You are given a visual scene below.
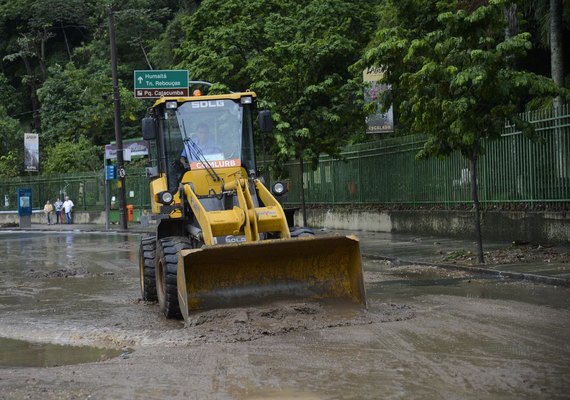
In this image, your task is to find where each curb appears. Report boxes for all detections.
[0,226,153,235]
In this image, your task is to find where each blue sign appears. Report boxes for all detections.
[106,165,117,180]
[17,188,32,216]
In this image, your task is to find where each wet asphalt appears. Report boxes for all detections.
[2,221,568,287]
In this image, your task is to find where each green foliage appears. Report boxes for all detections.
[0,104,24,177]
[0,104,23,147]
[42,135,101,173]
[1,0,565,182]
[37,61,146,147]
[365,0,566,263]
[0,73,22,116]
[113,4,172,69]
[173,0,378,175]
[0,151,22,177]
[365,0,562,159]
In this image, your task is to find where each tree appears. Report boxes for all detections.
[3,34,42,132]
[0,0,99,133]
[38,61,146,150]
[172,0,378,176]
[0,104,24,177]
[0,0,174,173]
[515,0,568,107]
[0,72,21,116]
[365,0,562,263]
[41,135,101,174]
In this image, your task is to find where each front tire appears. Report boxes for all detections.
[139,235,157,301]
[155,236,192,319]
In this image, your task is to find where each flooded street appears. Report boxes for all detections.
[1,231,569,399]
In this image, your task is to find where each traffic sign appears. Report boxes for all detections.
[133,70,189,98]
[106,165,116,180]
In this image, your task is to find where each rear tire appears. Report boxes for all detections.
[156,236,192,319]
[139,235,157,301]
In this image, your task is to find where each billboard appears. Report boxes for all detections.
[363,67,394,134]
[105,140,149,160]
[24,133,39,171]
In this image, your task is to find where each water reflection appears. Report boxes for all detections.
[0,337,123,368]
[368,276,570,310]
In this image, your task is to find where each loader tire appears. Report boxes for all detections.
[139,235,157,301]
[156,236,192,319]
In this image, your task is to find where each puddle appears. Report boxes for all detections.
[369,277,570,309]
[0,337,124,368]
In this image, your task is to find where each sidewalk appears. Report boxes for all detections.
[2,222,568,286]
[341,229,570,287]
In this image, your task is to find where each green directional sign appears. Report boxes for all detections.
[133,70,189,98]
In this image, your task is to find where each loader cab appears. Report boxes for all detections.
[144,92,259,193]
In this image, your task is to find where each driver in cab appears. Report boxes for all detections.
[179,123,221,168]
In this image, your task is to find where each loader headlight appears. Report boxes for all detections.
[165,101,178,110]
[271,181,287,196]
[156,191,173,205]
[240,96,253,104]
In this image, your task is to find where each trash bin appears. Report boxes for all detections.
[127,204,134,222]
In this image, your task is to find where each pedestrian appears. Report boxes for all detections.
[62,196,74,224]
[43,200,54,225]
[53,197,63,224]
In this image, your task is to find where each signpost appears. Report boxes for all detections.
[133,70,189,98]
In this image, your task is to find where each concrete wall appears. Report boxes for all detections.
[3,207,567,244]
[299,207,570,244]
[0,210,107,225]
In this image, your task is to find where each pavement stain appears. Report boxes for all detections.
[440,244,570,266]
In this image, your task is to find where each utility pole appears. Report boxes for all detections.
[108,7,128,230]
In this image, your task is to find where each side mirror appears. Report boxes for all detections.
[142,117,156,140]
[258,110,273,133]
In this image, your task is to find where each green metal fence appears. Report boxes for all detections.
[0,168,150,212]
[1,106,568,212]
[281,105,570,209]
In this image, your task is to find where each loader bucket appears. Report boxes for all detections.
[177,235,366,321]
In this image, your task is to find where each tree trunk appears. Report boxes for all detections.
[550,0,567,178]
[141,43,153,70]
[61,22,72,60]
[504,3,518,38]
[550,0,564,108]
[39,30,47,82]
[469,150,484,264]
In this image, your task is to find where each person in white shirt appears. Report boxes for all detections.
[62,196,74,224]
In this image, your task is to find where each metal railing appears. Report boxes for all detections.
[1,106,568,212]
[281,105,569,209]
[0,168,150,212]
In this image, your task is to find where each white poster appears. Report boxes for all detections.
[24,133,39,172]
[105,140,149,160]
[363,67,394,134]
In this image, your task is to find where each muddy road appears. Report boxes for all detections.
[0,231,569,399]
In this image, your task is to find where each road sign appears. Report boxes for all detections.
[133,70,189,98]
[106,165,116,180]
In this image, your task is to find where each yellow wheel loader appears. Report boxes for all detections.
[138,87,365,321]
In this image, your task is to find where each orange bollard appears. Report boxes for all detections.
[127,204,134,222]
